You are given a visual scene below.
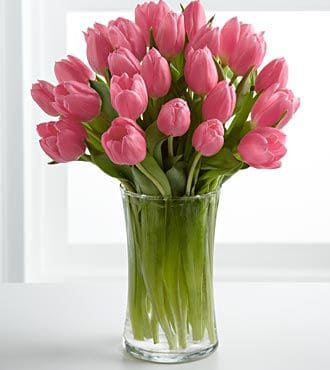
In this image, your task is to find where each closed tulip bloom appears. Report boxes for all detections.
[101,117,146,165]
[219,17,254,65]
[238,127,287,169]
[37,119,87,163]
[255,58,288,93]
[251,84,300,129]
[84,23,113,74]
[229,32,266,76]
[183,0,207,40]
[202,80,236,122]
[135,0,170,44]
[186,24,221,57]
[157,98,190,137]
[110,73,148,120]
[155,11,185,59]
[108,47,141,77]
[192,119,224,157]
[31,80,58,116]
[184,47,218,95]
[141,48,171,98]
[53,81,101,122]
[54,55,94,84]
[108,18,146,60]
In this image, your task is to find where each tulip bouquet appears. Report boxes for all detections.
[31,0,300,361]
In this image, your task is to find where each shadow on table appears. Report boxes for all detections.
[0,336,221,370]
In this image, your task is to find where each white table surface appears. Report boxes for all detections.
[0,281,329,370]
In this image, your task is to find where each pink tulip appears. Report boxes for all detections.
[229,32,266,76]
[255,58,288,93]
[108,18,146,60]
[155,11,185,59]
[157,98,190,137]
[110,73,148,120]
[238,127,287,169]
[184,47,218,95]
[37,119,87,163]
[186,24,221,57]
[183,0,207,40]
[251,84,300,129]
[54,55,94,84]
[219,17,253,65]
[101,117,146,165]
[84,23,113,74]
[202,80,236,122]
[135,0,170,44]
[53,81,101,122]
[141,48,171,98]
[31,80,58,116]
[108,47,141,77]
[192,119,224,157]
[219,17,266,75]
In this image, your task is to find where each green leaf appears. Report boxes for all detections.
[166,162,187,197]
[88,113,110,134]
[132,167,159,195]
[145,122,167,168]
[138,153,172,197]
[201,147,243,175]
[213,57,225,81]
[225,92,256,149]
[145,122,166,154]
[196,171,223,194]
[234,67,256,114]
[90,79,117,121]
[91,152,131,180]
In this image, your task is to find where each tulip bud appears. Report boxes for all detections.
[54,55,94,84]
[192,119,224,157]
[238,127,287,169]
[37,119,86,163]
[219,17,248,65]
[251,84,300,129]
[184,47,218,95]
[229,32,266,76]
[183,0,207,40]
[84,23,113,75]
[31,80,58,116]
[108,18,146,60]
[255,58,288,93]
[141,48,171,98]
[186,24,221,57]
[135,0,170,44]
[108,47,141,77]
[101,117,147,165]
[202,80,236,122]
[157,98,190,137]
[53,81,101,122]
[155,11,185,59]
[110,73,148,120]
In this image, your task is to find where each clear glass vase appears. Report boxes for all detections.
[121,188,220,363]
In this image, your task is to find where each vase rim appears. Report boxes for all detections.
[120,185,220,201]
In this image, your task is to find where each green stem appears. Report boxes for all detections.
[186,152,202,196]
[136,163,167,197]
[168,136,174,158]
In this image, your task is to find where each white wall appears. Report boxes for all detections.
[0,0,24,283]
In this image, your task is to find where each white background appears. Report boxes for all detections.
[1,0,330,282]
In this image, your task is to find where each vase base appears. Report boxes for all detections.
[123,339,218,364]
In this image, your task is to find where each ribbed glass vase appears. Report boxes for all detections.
[121,188,220,363]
